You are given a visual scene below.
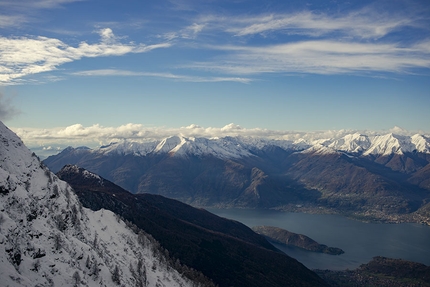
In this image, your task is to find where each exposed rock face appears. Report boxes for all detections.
[252,226,344,255]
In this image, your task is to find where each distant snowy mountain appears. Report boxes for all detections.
[0,121,196,286]
[43,129,430,225]
[79,132,430,159]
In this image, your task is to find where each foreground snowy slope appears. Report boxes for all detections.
[0,121,196,286]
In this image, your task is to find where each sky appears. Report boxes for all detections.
[0,0,430,153]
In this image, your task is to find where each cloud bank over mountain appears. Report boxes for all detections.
[12,123,427,150]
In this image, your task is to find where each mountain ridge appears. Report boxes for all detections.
[47,131,430,160]
[43,132,430,225]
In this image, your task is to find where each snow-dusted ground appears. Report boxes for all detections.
[0,121,195,287]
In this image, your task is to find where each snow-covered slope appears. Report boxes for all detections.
[0,121,195,287]
[87,132,430,159]
[363,133,417,156]
[328,133,371,154]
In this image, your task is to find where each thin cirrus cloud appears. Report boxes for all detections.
[185,8,430,75]
[162,23,206,40]
[189,40,430,75]
[224,9,416,39]
[0,0,85,28]
[0,0,84,10]
[71,69,252,83]
[0,28,170,85]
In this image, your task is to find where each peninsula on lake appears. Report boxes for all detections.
[252,226,344,255]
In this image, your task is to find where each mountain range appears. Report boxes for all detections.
[44,132,430,224]
[0,120,327,286]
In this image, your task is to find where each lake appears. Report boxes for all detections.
[207,208,430,270]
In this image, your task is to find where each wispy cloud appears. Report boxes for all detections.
[0,0,84,28]
[175,5,430,76]
[0,28,171,85]
[0,0,84,10]
[188,40,430,75]
[0,14,28,28]
[71,69,253,83]
[224,8,417,39]
[161,23,206,40]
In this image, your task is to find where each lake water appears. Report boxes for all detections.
[207,208,430,270]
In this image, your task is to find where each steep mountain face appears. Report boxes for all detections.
[56,164,328,287]
[0,122,198,287]
[43,132,430,223]
[286,149,428,215]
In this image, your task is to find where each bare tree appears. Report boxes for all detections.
[92,258,99,280]
[53,233,62,251]
[0,213,4,232]
[72,271,81,287]
[112,265,121,285]
[85,255,91,269]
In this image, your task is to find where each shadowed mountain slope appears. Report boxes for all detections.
[57,164,328,287]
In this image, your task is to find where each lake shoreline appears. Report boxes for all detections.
[200,203,430,226]
[207,207,430,270]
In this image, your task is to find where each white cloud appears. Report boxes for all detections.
[0,29,171,85]
[98,28,116,43]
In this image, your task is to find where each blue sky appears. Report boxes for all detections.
[1,0,430,149]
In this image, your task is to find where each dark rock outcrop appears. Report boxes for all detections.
[252,226,344,255]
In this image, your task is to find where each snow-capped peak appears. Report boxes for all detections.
[0,121,195,287]
[154,135,183,153]
[328,133,371,154]
[363,133,415,156]
[411,134,430,153]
